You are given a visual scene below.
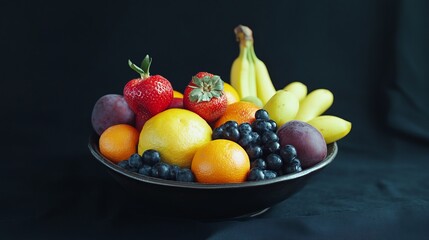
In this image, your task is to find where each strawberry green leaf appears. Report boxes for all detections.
[128,55,152,79]
[128,59,145,75]
[140,55,152,76]
[189,74,224,103]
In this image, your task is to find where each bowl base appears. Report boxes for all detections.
[237,207,270,218]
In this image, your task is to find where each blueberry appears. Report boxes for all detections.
[150,166,159,177]
[117,160,130,169]
[265,153,283,171]
[152,162,170,179]
[279,145,297,163]
[283,158,302,174]
[246,144,264,160]
[212,127,224,139]
[238,133,253,147]
[264,141,280,153]
[252,119,272,134]
[261,131,279,144]
[138,165,152,176]
[238,123,252,135]
[249,132,260,144]
[118,160,137,172]
[142,149,161,166]
[224,120,239,129]
[223,126,240,142]
[176,168,195,182]
[255,109,270,120]
[251,158,267,170]
[128,153,143,168]
[168,165,181,180]
[268,120,277,132]
[247,168,265,181]
[262,170,278,179]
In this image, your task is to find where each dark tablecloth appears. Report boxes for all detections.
[2,0,428,239]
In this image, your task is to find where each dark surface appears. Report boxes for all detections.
[1,0,429,239]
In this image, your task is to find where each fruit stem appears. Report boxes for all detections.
[234,25,253,48]
[128,55,152,79]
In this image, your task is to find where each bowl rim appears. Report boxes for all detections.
[88,133,337,189]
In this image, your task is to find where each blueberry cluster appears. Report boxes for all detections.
[118,150,195,182]
[212,109,302,181]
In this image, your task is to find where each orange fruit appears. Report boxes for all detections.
[191,139,250,184]
[99,124,139,163]
[223,82,240,105]
[138,108,212,168]
[214,101,260,128]
[173,90,183,98]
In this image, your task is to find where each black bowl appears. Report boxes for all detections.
[88,133,337,219]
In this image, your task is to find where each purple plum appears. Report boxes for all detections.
[91,94,135,135]
[277,120,327,168]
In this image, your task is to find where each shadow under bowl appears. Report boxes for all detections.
[88,133,338,220]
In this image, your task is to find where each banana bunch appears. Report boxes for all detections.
[229,25,351,144]
[230,25,276,105]
[263,81,352,144]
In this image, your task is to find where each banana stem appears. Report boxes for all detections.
[234,25,253,47]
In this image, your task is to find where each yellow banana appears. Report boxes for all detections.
[263,90,299,127]
[230,25,258,99]
[295,89,334,122]
[231,25,276,104]
[246,44,257,97]
[250,45,277,105]
[307,115,352,144]
[283,81,307,101]
[230,41,251,99]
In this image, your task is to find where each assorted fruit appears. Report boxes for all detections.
[212,109,304,181]
[90,25,352,184]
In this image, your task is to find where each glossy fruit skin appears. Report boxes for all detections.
[128,153,143,168]
[263,90,299,127]
[279,145,297,163]
[255,109,270,120]
[277,120,327,168]
[283,158,302,174]
[118,149,195,182]
[213,110,306,181]
[251,158,267,170]
[214,101,260,128]
[183,72,228,123]
[176,168,195,182]
[247,168,265,181]
[191,139,250,184]
[99,124,139,163]
[307,115,352,144]
[123,75,173,116]
[138,108,212,168]
[151,162,171,179]
[142,149,161,166]
[91,94,135,135]
[223,82,240,105]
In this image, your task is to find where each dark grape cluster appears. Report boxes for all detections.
[212,109,302,181]
[118,150,195,182]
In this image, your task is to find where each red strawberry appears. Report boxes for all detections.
[123,55,173,116]
[183,72,228,123]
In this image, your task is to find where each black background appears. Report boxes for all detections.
[1,0,429,239]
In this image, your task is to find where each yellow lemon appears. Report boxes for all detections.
[138,108,212,168]
[223,82,240,105]
[173,90,183,98]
